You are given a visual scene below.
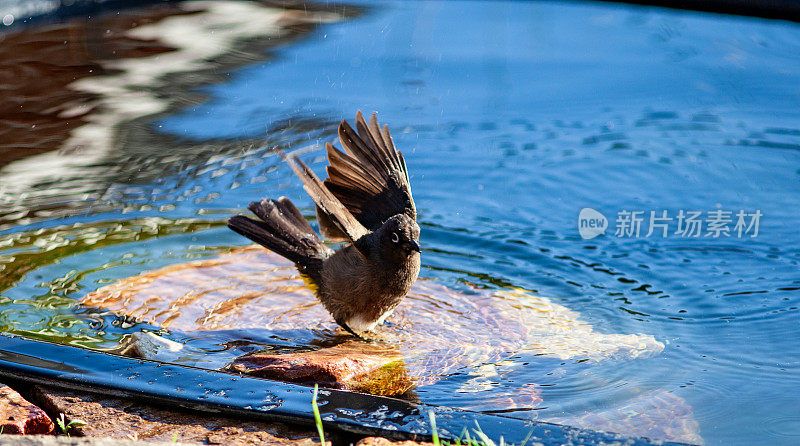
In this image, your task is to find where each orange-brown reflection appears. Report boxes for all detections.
[82,246,665,385]
[0,4,190,169]
[0,2,355,230]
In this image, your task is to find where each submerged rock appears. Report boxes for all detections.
[225,341,413,396]
[82,246,664,373]
[0,384,54,435]
[81,246,684,441]
[549,390,704,445]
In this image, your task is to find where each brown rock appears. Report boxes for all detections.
[226,341,413,396]
[0,384,54,435]
[33,386,321,445]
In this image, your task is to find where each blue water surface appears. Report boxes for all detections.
[157,2,800,443]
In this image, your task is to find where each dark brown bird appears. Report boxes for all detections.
[228,111,420,335]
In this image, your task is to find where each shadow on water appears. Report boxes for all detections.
[1,0,800,444]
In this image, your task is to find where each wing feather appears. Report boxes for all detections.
[320,111,416,232]
[325,143,384,193]
[339,121,385,178]
[281,152,370,245]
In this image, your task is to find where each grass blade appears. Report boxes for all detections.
[312,384,325,445]
[472,421,496,446]
[428,410,440,446]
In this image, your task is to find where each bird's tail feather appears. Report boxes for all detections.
[228,197,330,272]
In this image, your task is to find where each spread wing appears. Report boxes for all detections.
[318,111,416,240]
[281,152,370,246]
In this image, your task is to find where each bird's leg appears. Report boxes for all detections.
[340,323,375,343]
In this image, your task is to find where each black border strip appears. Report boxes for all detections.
[5,0,800,29]
[596,0,800,23]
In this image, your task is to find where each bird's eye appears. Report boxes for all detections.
[391,232,400,243]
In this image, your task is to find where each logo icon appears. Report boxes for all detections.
[578,208,607,240]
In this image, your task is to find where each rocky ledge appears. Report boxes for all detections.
[0,384,54,435]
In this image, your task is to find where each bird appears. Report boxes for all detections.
[227,111,420,336]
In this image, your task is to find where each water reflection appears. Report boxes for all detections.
[0,216,224,348]
[0,1,353,230]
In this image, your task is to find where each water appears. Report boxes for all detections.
[1,1,799,444]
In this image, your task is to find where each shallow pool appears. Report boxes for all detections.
[1,1,799,444]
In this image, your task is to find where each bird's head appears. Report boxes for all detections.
[377,213,421,261]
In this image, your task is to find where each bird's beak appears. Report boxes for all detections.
[408,240,421,252]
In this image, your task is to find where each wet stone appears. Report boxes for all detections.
[225,341,413,396]
[0,384,54,435]
[32,386,321,445]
